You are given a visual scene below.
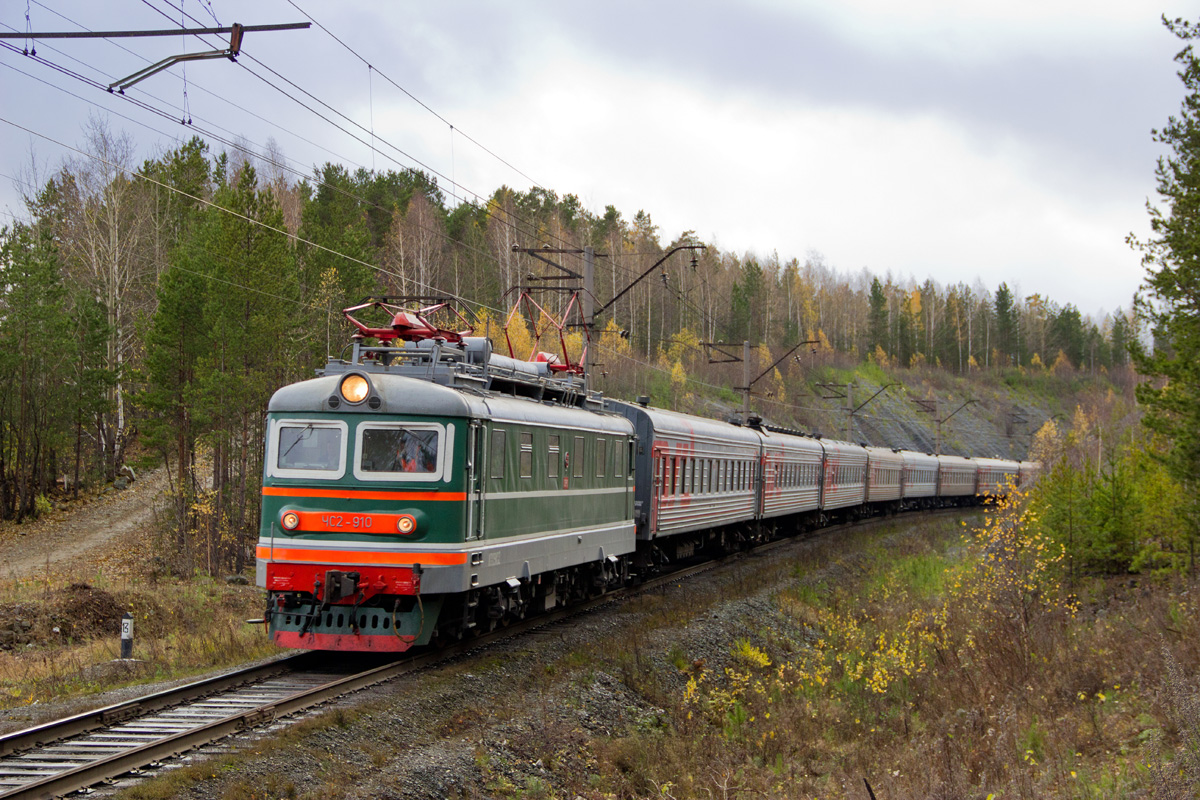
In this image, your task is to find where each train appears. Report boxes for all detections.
[255,301,1037,652]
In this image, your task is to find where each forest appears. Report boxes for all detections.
[0,118,1138,571]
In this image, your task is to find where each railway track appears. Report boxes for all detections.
[0,508,968,799]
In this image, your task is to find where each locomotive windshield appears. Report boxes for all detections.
[276,423,344,472]
[360,427,440,474]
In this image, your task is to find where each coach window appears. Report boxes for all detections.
[596,438,607,478]
[519,432,533,479]
[490,429,506,480]
[548,434,561,479]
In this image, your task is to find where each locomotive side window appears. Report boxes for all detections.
[490,429,506,480]
[548,434,561,479]
[519,432,533,479]
[573,436,585,478]
[595,438,607,478]
[353,421,449,483]
[269,419,347,479]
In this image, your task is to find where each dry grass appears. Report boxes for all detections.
[0,572,277,711]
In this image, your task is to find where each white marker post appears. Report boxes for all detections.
[120,612,133,660]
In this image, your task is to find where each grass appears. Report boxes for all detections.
[524,509,1200,799]
[0,573,277,712]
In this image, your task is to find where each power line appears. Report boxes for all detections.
[284,0,545,192]
[0,45,506,273]
[0,114,431,293]
[6,8,731,339]
[131,0,581,259]
[140,0,590,264]
[20,1,614,272]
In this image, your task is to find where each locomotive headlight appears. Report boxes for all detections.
[281,511,300,531]
[340,374,369,404]
[396,514,417,534]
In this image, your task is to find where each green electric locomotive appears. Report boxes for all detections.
[256,301,636,652]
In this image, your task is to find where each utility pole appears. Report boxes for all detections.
[701,338,820,424]
[583,246,595,379]
[743,341,751,420]
[508,245,593,385]
[516,242,701,389]
[846,383,898,442]
[914,398,938,452]
[1006,409,1028,459]
[846,383,854,440]
[935,399,975,454]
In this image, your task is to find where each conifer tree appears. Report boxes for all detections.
[1132,16,1200,561]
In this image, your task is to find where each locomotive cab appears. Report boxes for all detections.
[258,370,472,652]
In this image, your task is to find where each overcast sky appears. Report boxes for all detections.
[1,1,1194,319]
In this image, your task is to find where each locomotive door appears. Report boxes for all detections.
[467,420,484,540]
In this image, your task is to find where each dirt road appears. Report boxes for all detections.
[0,468,170,580]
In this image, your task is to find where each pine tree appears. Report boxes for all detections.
[867,277,888,356]
[1131,16,1200,561]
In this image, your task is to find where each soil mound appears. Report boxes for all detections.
[0,583,131,649]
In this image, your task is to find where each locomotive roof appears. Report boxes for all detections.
[269,371,633,434]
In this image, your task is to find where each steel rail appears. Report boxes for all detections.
[0,654,313,758]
